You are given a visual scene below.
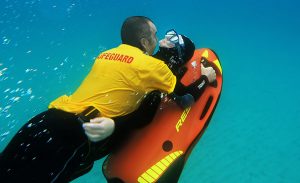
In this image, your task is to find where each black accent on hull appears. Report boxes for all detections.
[200,96,213,120]
[162,140,173,152]
[107,178,125,183]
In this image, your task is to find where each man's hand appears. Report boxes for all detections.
[201,63,216,83]
[82,117,115,142]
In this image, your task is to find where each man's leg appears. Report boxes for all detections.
[0,109,90,182]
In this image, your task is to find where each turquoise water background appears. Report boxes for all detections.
[1,0,300,182]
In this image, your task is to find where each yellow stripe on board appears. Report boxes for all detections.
[174,151,181,156]
[170,153,176,159]
[137,151,184,183]
[166,156,173,163]
[137,177,148,183]
[156,162,166,171]
[201,49,209,58]
[161,158,170,166]
[151,165,163,175]
[141,172,155,183]
[213,59,222,74]
[147,169,159,179]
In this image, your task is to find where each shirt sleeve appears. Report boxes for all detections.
[138,58,177,94]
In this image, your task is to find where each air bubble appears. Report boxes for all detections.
[47,137,53,143]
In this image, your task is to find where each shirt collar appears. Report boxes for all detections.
[118,44,143,53]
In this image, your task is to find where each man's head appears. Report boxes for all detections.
[121,16,158,55]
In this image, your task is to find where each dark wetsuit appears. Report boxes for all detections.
[0,109,89,182]
[0,91,161,183]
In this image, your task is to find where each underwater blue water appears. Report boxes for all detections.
[1,0,300,182]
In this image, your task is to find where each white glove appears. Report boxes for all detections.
[201,63,216,83]
[82,117,115,142]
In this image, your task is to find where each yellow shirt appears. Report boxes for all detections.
[49,44,176,117]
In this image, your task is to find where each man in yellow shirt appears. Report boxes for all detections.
[0,16,178,182]
[0,16,217,182]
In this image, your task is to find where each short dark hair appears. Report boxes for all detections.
[121,16,153,51]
